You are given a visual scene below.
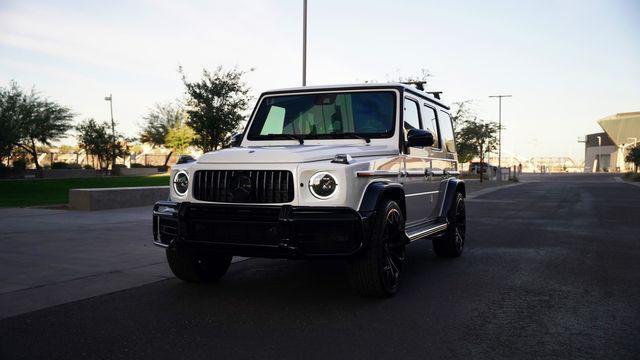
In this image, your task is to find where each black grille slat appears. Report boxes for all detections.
[192,170,294,203]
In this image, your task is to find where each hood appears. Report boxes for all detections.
[197,144,397,164]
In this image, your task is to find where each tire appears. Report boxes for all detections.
[166,247,232,283]
[433,192,466,257]
[348,199,406,298]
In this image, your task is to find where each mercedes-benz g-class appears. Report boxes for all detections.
[153,83,466,297]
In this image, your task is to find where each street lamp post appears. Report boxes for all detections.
[489,94,512,179]
[302,0,307,86]
[104,94,116,172]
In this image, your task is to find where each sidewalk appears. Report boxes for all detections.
[0,206,171,319]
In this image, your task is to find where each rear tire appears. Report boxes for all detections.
[348,200,406,298]
[166,247,232,283]
[433,192,466,257]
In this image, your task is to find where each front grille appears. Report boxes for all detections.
[192,170,294,203]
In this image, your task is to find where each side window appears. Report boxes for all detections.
[403,98,421,130]
[421,105,440,149]
[438,111,456,153]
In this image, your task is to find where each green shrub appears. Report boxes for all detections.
[0,163,10,177]
[12,158,27,171]
[51,162,83,169]
[130,163,158,168]
[83,164,94,170]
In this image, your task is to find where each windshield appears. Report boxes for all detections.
[247,91,396,141]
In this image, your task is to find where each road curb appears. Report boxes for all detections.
[615,177,640,188]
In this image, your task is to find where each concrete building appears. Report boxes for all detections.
[584,112,640,173]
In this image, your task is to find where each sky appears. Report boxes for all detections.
[1,0,639,162]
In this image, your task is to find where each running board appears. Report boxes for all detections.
[406,223,448,242]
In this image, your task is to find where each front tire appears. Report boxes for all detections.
[433,192,466,257]
[166,247,232,283]
[348,200,406,298]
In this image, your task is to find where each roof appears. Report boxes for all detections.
[260,83,450,110]
[597,111,640,146]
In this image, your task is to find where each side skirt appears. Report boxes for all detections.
[405,221,448,242]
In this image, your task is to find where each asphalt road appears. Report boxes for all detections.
[1,174,639,359]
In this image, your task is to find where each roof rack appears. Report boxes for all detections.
[425,91,442,100]
[401,81,427,91]
[400,81,443,99]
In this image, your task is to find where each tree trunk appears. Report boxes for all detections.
[30,139,41,171]
[163,150,173,167]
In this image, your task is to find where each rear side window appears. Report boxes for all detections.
[422,105,440,149]
[438,111,456,153]
[403,98,421,130]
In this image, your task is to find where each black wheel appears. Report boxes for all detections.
[433,192,466,257]
[348,200,406,298]
[166,247,232,283]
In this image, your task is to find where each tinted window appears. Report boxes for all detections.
[248,91,396,140]
[438,111,456,153]
[403,98,420,130]
[422,105,440,148]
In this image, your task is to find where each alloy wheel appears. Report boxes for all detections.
[381,208,405,290]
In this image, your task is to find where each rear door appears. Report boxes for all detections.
[421,103,446,219]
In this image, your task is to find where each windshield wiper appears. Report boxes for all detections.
[340,133,371,144]
[263,133,304,144]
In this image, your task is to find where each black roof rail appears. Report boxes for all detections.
[400,81,443,100]
[400,81,427,91]
[425,91,442,100]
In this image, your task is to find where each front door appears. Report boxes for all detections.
[402,97,437,226]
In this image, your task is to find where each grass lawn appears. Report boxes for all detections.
[0,174,170,207]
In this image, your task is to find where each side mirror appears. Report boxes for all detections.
[231,133,243,147]
[407,129,434,148]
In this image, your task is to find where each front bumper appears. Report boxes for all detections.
[153,201,375,258]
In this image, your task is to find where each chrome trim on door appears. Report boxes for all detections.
[403,170,426,177]
[405,191,440,198]
[356,170,400,177]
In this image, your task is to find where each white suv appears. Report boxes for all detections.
[153,83,466,297]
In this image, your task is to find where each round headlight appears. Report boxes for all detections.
[309,172,338,199]
[173,171,189,196]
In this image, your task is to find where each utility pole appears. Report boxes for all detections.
[302,0,307,86]
[489,94,511,179]
[105,94,116,172]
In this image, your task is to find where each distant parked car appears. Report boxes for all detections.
[469,162,497,174]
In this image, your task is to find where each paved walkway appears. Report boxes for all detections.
[0,206,172,318]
